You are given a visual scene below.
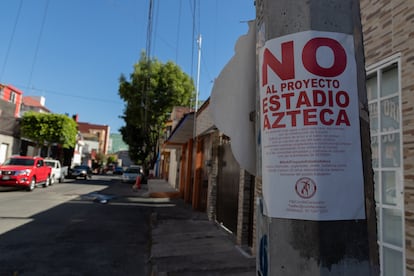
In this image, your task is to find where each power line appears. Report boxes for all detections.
[0,0,23,83]
[152,0,160,58]
[14,83,122,105]
[189,0,196,79]
[175,0,182,63]
[144,0,156,131]
[200,52,213,89]
[27,0,50,91]
[146,0,154,59]
[188,0,201,110]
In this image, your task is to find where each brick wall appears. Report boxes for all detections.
[236,169,254,250]
[252,177,263,256]
[207,130,257,255]
[360,0,414,272]
[206,131,219,221]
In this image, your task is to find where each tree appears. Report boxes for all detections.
[118,52,194,170]
[107,155,117,165]
[20,112,78,156]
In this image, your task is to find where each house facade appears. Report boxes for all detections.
[0,84,88,167]
[0,96,20,163]
[0,84,22,162]
[0,84,22,117]
[77,122,110,155]
[108,133,131,168]
[74,122,110,170]
[162,102,256,254]
[21,96,50,114]
[360,1,413,275]
[108,133,129,154]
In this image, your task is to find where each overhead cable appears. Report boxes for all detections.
[0,0,23,83]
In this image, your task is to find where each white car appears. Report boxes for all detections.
[122,166,142,183]
[44,159,68,184]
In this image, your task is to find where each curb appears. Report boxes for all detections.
[149,191,182,198]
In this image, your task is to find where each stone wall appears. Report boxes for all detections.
[206,131,219,221]
[236,169,254,252]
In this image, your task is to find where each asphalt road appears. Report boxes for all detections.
[0,175,152,276]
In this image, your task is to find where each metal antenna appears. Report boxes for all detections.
[195,34,202,112]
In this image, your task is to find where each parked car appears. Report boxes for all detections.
[122,166,142,183]
[44,159,68,184]
[113,166,124,175]
[68,165,92,180]
[130,165,144,174]
[104,163,115,174]
[0,155,52,191]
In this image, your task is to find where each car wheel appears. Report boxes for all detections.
[27,177,36,191]
[50,175,55,185]
[43,176,51,188]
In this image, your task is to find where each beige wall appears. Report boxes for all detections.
[168,149,178,188]
[360,0,414,272]
[0,135,15,163]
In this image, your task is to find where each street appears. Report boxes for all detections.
[0,174,152,276]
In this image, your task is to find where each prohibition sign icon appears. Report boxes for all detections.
[295,177,317,199]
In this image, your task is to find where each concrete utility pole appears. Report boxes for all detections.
[255,0,379,275]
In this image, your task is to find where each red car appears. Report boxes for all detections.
[0,156,52,191]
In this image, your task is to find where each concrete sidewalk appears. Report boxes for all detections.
[99,178,256,275]
[145,179,256,276]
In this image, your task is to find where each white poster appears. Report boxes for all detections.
[259,31,365,220]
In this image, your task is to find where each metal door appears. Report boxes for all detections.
[216,139,240,234]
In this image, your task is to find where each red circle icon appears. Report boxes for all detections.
[295,177,317,199]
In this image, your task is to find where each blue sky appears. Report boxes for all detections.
[0,0,255,133]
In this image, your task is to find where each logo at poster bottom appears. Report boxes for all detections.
[295,177,317,199]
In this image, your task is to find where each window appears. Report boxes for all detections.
[9,91,16,103]
[367,58,405,276]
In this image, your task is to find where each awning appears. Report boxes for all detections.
[164,112,194,147]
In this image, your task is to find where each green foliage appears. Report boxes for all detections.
[107,155,117,164]
[118,52,194,168]
[20,112,78,149]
